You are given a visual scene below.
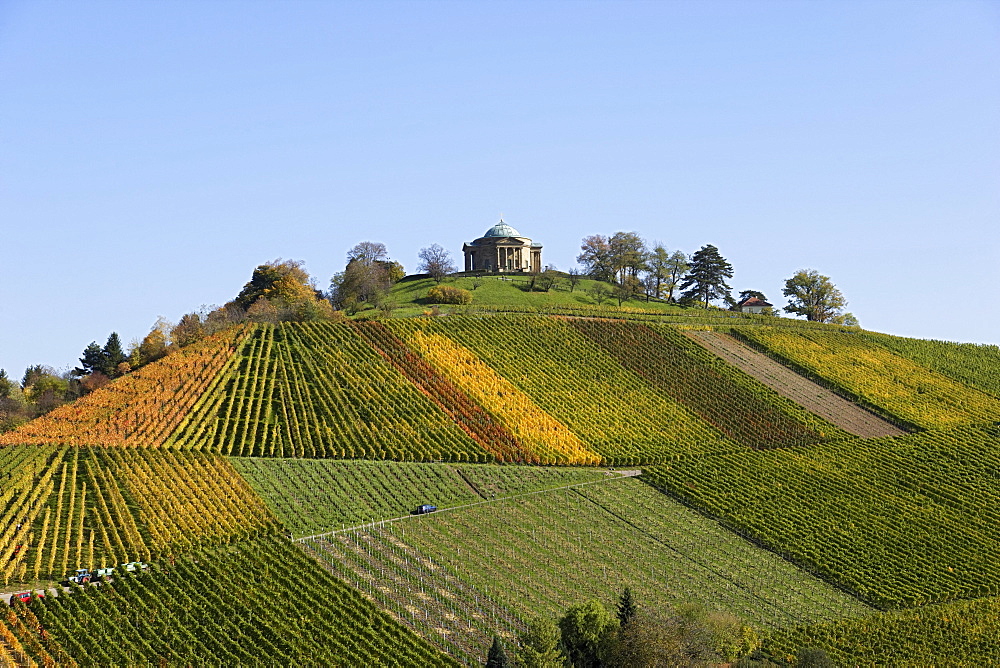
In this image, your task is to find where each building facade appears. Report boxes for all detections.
[462,220,543,273]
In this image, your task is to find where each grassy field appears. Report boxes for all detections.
[304,476,869,662]
[388,274,684,313]
[642,424,1000,609]
[232,458,611,537]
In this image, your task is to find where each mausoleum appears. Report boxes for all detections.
[463,220,543,273]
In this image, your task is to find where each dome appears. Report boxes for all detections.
[483,220,521,238]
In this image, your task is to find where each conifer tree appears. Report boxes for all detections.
[678,244,733,308]
[616,587,638,628]
[102,332,128,376]
[486,636,511,668]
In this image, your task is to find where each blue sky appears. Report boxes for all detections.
[1,0,998,380]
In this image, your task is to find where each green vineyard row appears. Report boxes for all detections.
[6,535,457,667]
[643,424,1000,608]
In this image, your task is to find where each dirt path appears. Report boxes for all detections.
[683,331,905,438]
[294,469,640,543]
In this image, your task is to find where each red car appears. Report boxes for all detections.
[8,592,43,606]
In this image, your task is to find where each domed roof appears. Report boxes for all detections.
[483,220,521,238]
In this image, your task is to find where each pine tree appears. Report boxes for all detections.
[678,244,733,308]
[73,342,106,377]
[616,587,638,627]
[102,332,128,377]
[486,636,511,668]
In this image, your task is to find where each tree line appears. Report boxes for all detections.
[485,588,832,667]
[576,232,856,325]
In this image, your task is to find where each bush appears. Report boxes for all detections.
[427,286,473,305]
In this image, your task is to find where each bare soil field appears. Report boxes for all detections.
[683,331,905,438]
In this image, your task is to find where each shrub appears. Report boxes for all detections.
[427,286,473,305]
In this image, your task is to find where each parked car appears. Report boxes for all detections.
[9,591,43,606]
[414,504,437,515]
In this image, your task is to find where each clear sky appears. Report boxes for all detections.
[1,0,998,380]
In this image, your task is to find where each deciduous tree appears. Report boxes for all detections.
[782,269,847,323]
[577,235,614,283]
[417,244,456,283]
[664,250,690,302]
[517,617,566,668]
[559,599,617,668]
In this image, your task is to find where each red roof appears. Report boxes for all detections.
[738,296,772,307]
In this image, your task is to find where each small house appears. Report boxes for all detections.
[737,296,772,314]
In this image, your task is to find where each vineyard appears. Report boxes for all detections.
[232,457,610,537]
[682,330,904,438]
[735,327,1000,430]
[168,323,488,461]
[0,328,245,447]
[860,331,1000,399]
[642,424,1000,608]
[0,446,276,586]
[762,595,1000,666]
[304,476,868,663]
[389,317,739,463]
[5,535,457,667]
[566,319,833,449]
[2,310,1000,664]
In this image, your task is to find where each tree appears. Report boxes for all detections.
[567,267,583,292]
[588,283,612,306]
[346,241,388,265]
[485,636,511,668]
[616,587,638,628]
[73,342,106,377]
[645,244,671,299]
[559,600,617,668]
[0,370,14,399]
[517,617,566,668]
[417,244,456,283]
[782,269,847,323]
[235,259,316,310]
[738,290,768,303]
[577,235,615,283]
[608,232,647,284]
[138,320,170,365]
[678,244,733,308]
[663,250,689,302]
[102,333,128,377]
[171,313,205,348]
[332,242,404,309]
[794,648,835,667]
